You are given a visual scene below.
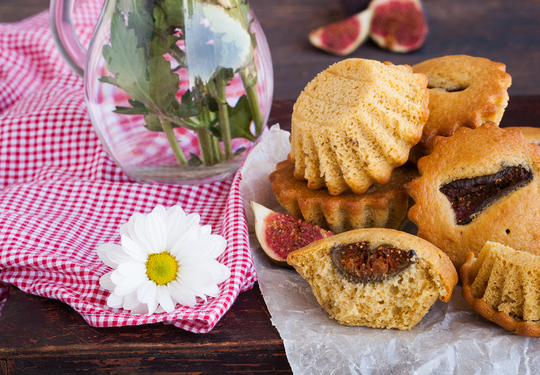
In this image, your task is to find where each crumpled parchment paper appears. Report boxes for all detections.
[240,125,540,375]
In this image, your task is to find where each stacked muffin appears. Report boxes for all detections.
[271,58,429,234]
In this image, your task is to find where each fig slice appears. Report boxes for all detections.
[440,165,533,225]
[330,241,417,283]
[251,201,333,267]
[309,8,374,56]
[368,0,428,53]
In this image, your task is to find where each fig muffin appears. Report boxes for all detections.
[505,126,540,146]
[269,159,417,234]
[461,241,540,337]
[410,55,511,162]
[407,122,540,269]
[290,58,429,195]
[287,228,457,330]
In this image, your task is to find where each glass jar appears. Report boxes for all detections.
[51,0,273,184]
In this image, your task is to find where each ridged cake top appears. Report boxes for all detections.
[290,58,429,195]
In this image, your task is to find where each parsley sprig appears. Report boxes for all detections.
[99,0,263,167]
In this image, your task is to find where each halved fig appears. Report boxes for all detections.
[251,201,333,267]
[368,0,428,53]
[309,8,374,56]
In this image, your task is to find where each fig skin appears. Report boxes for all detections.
[309,8,373,56]
[368,0,428,53]
[251,201,333,267]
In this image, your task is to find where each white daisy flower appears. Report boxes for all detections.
[97,205,230,315]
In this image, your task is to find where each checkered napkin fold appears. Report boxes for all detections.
[0,0,257,333]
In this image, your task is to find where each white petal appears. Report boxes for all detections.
[156,285,176,313]
[121,235,148,262]
[168,281,197,306]
[145,206,168,252]
[207,261,231,284]
[106,292,124,308]
[197,283,220,298]
[99,272,116,291]
[122,292,141,311]
[165,206,187,250]
[130,302,149,314]
[132,213,156,254]
[105,245,135,266]
[200,225,212,236]
[117,261,146,277]
[185,213,201,228]
[97,243,127,268]
[177,265,214,288]
[137,280,157,304]
[170,227,203,257]
[146,298,158,315]
[114,273,148,296]
[188,235,227,259]
[110,269,126,285]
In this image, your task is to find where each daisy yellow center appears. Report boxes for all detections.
[145,252,179,285]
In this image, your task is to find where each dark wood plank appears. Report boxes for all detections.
[250,0,540,99]
[0,283,292,374]
[0,0,49,23]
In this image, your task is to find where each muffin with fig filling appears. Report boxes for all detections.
[505,126,540,146]
[408,122,540,269]
[287,228,457,330]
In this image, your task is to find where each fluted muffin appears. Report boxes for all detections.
[269,159,417,233]
[289,58,429,195]
[461,241,540,337]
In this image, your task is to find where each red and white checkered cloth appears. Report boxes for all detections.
[0,0,257,333]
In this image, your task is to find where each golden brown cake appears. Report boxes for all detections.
[407,122,540,269]
[269,159,418,234]
[289,58,429,195]
[461,242,540,337]
[505,126,540,146]
[410,55,512,161]
[287,228,458,330]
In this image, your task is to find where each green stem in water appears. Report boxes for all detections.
[215,74,233,160]
[212,135,223,160]
[196,127,218,166]
[160,118,187,165]
[240,68,264,137]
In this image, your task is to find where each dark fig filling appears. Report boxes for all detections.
[330,241,417,283]
[440,165,532,225]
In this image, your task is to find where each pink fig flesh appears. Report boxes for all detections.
[369,0,428,53]
[251,201,332,267]
[309,9,373,56]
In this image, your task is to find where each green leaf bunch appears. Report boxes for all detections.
[100,0,263,167]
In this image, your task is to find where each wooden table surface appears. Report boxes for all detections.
[1,0,540,374]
